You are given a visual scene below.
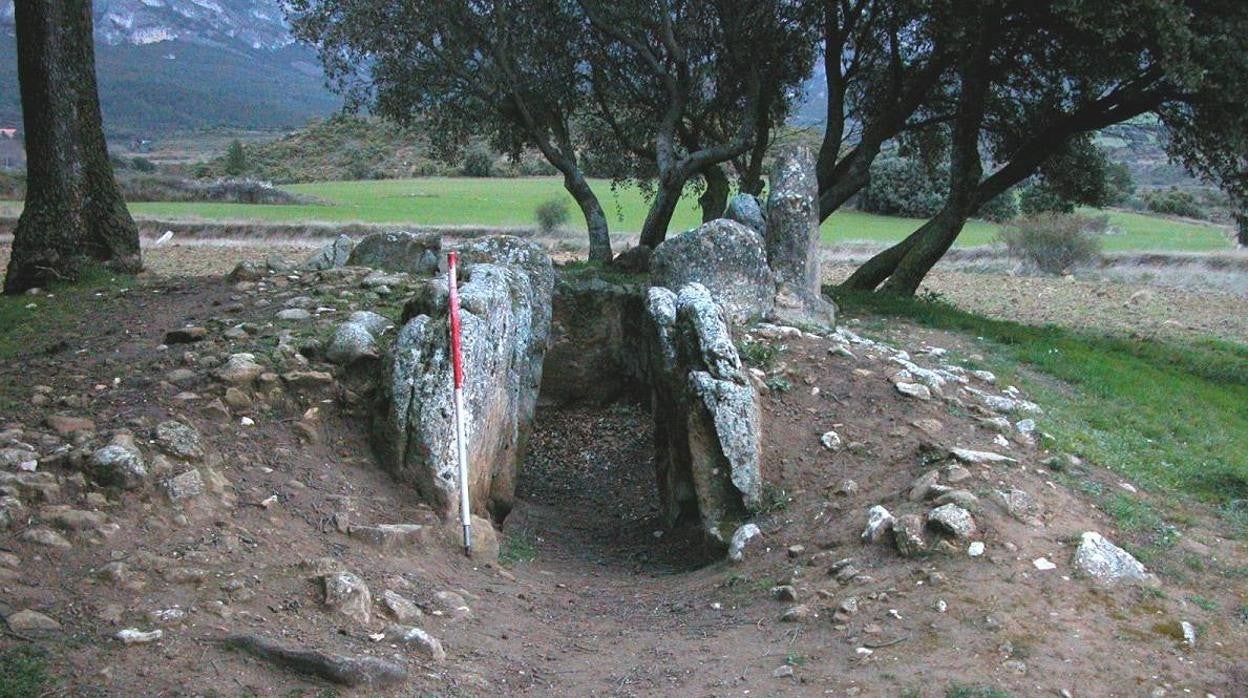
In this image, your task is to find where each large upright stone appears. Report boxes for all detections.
[347,232,441,276]
[646,283,762,545]
[765,147,837,327]
[304,234,356,270]
[725,194,767,237]
[650,219,775,324]
[374,237,553,531]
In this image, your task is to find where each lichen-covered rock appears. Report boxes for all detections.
[646,283,762,545]
[893,514,928,557]
[650,219,775,324]
[1073,531,1152,584]
[304,234,356,270]
[861,505,895,543]
[154,421,203,461]
[926,503,976,539]
[322,572,372,625]
[89,443,148,490]
[725,194,767,237]
[347,310,393,337]
[324,322,380,365]
[764,147,837,327]
[347,231,441,276]
[728,523,761,563]
[374,237,553,525]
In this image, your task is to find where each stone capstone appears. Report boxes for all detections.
[650,219,775,324]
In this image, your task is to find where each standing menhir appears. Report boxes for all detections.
[4,0,141,294]
[765,146,837,326]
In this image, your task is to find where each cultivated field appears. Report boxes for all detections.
[0,176,1236,251]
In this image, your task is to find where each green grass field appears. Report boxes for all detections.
[0,176,1233,252]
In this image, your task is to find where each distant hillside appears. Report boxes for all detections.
[0,0,339,137]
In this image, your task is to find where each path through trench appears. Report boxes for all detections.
[510,403,714,575]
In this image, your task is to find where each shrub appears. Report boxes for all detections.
[224,139,248,176]
[460,144,495,177]
[976,189,1019,222]
[858,156,944,218]
[997,213,1105,274]
[1144,187,1207,219]
[534,198,570,234]
[131,156,157,173]
[1018,182,1075,214]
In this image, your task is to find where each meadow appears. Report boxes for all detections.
[0,176,1232,252]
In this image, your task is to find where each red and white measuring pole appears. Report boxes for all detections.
[447,252,473,556]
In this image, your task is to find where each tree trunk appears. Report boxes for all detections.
[1236,213,1248,247]
[639,180,685,248]
[698,165,729,223]
[4,0,139,294]
[5,0,89,294]
[877,211,968,295]
[839,226,925,291]
[69,1,140,271]
[562,168,613,263]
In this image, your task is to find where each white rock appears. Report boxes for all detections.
[1073,531,1150,583]
[895,382,932,400]
[1033,557,1057,571]
[728,523,761,563]
[860,505,895,543]
[819,431,843,451]
[950,447,1017,464]
[116,628,163,644]
[968,541,986,557]
[1180,621,1197,649]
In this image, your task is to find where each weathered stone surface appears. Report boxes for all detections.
[386,625,446,662]
[163,469,205,501]
[347,310,392,337]
[89,443,148,490]
[541,276,648,406]
[650,219,775,324]
[764,147,836,327]
[7,609,61,632]
[325,322,380,365]
[322,572,372,625]
[216,354,264,385]
[611,244,652,274]
[728,523,761,563]
[893,514,928,557]
[21,527,71,548]
[926,504,976,539]
[347,231,441,276]
[155,421,203,460]
[224,634,408,688]
[1073,531,1151,584]
[861,505,895,543]
[348,524,426,550]
[45,415,94,437]
[375,237,553,525]
[227,260,264,282]
[381,590,422,623]
[646,284,763,544]
[725,194,766,237]
[304,234,357,271]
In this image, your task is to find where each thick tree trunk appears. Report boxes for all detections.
[562,168,613,263]
[1236,213,1247,247]
[698,165,729,223]
[5,0,89,294]
[839,226,924,291]
[639,180,685,248]
[877,211,968,295]
[69,2,140,271]
[4,0,140,294]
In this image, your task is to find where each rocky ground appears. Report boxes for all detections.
[0,242,1245,696]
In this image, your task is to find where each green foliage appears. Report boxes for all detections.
[764,376,792,393]
[1188,595,1219,611]
[1019,183,1075,215]
[534,198,570,234]
[757,483,791,514]
[0,644,53,698]
[946,686,1011,698]
[830,291,1248,506]
[858,156,945,218]
[1144,188,1208,220]
[1105,162,1136,204]
[997,213,1105,274]
[460,144,495,178]
[737,338,778,369]
[976,189,1019,222]
[130,156,157,173]
[224,139,248,176]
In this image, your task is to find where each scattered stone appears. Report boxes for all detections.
[322,572,372,625]
[933,489,979,511]
[892,515,927,558]
[950,448,1017,465]
[276,308,311,322]
[227,260,264,282]
[45,415,95,437]
[381,590,422,623]
[116,628,163,645]
[772,665,795,679]
[304,234,356,270]
[833,597,859,622]
[968,541,986,557]
[216,354,264,385]
[349,524,426,550]
[432,590,471,619]
[283,371,334,389]
[971,369,996,384]
[771,585,798,602]
[21,527,71,548]
[835,479,859,496]
[926,504,976,539]
[6,609,60,631]
[89,443,148,490]
[325,322,380,365]
[386,625,446,662]
[786,544,805,558]
[155,421,203,460]
[942,464,972,483]
[163,469,205,501]
[908,470,941,502]
[991,488,1040,524]
[861,505,895,543]
[1033,557,1057,571]
[164,327,207,344]
[223,634,408,687]
[44,507,106,531]
[223,387,252,411]
[933,598,948,613]
[820,430,843,451]
[1073,532,1150,584]
[895,382,931,400]
[1180,621,1197,649]
[780,604,812,623]
[728,523,761,563]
